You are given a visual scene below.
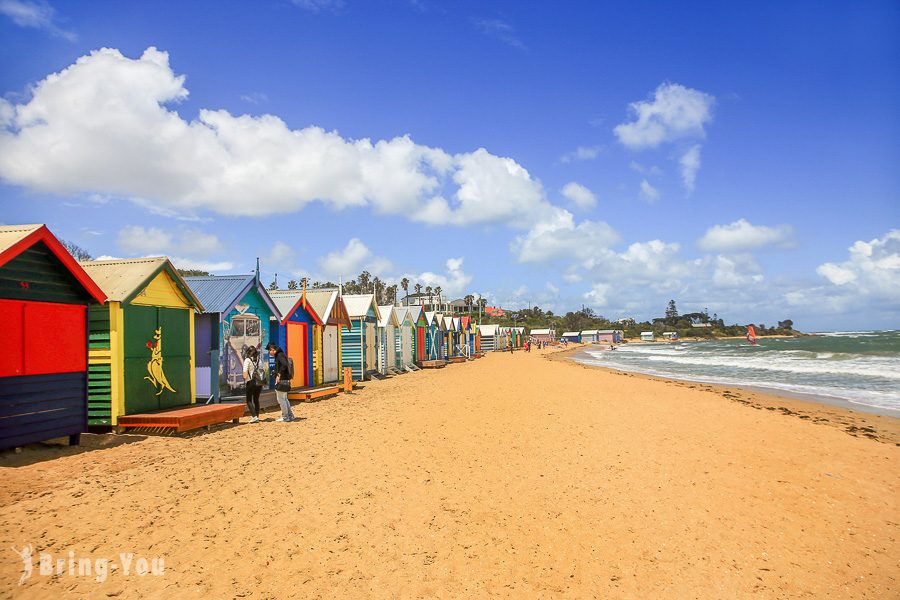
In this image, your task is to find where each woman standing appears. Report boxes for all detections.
[243,346,263,423]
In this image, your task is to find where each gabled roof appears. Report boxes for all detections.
[0,224,107,304]
[460,316,470,330]
[443,316,455,331]
[185,274,280,318]
[393,306,413,326]
[304,289,351,327]
[377,305,400,327]
[80,257,202,309]
[531,328,554,335]
[562,331,581,337]
[478,324,499,336]
[268,289,324,326]
[581,330,600,335]
[424,311,438,326]
[342,294,381,320]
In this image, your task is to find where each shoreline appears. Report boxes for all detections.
[548,344,900,445]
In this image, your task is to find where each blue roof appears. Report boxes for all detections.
[184,274,276,316]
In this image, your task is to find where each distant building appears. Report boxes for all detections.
[561,331,581,343]
[662,331,678,340]
[449,298,469,314]
[401,292,448,312]
[597,330,623,344]
[530,328,555,343]
[484,306,505,318]
[640,331,655,342]
[691,322,712,328]
[616,317,636,326]
[581,330,600,343]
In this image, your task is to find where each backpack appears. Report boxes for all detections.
[250,358,265,387]
[287,357,294,380]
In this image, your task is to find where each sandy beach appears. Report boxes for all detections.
[1,348,897,598]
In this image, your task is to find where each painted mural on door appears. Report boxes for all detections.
[124,305,191,413]
[220,296,271,397]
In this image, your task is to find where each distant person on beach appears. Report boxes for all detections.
[267,342,294,422]
[243,346,263,423]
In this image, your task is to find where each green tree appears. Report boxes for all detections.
[287,280,298,290]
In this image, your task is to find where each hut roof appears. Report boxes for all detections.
[268,289,324,325]
[562,331,581,337]
[581,330,600,335]
[185,274,280,318]
[79,257,202,309]
[406,305,423,323]
[478,324,499,336]
[531,328,554,336]
[342,294,381,320]
[377,305,399,327]
[0,224,107,303]
[303,289,350,327]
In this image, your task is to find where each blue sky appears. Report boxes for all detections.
[1,0,898,331]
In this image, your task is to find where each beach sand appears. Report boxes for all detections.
[1,348,897,598]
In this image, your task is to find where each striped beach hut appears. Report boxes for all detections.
[0,225,107,449]
[530,328,556,344]
[304,289,351,385]
[424,311,445,360]
[393,307,415,369]
[443,315,457,357]
[185,274,280,401]
[80,257,204,427]
[460,316,474,356]
[269,289,324,389]
[512,327,526,348]
[408,305,428,363]
[377,304,399,375]
[341,294,380,381]
[478,324,500,352]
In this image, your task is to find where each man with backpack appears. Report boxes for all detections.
[266,342,295,422]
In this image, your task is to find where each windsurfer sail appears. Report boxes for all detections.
[746,325,757,345]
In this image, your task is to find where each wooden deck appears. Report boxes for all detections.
[418,360,447,369]
[288,385,341,402]
[116,403,245,433]
[448,356,467,364]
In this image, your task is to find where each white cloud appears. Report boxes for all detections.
[318,238,393,279]
[708,254,765,288]
[583,283,610,306]
[639,179,659,201]
[411,257,472,297]
[117,226,173,255]
[698,219,795,252]
[240,92,268,104]
[559,145,602,163]
[629,161,662,176]
[560,181,597,210]
[816,230,900,298]
[0,0,76,41]
[679,145,701,192]
[512,207,619,263]
[0,47,554,229]
[169,257,235,272]
[614,83,715,150]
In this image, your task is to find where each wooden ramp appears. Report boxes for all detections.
[448,356,467,364]
[117,403,245,433]
[288,385,341,402]
[418,360,447,369]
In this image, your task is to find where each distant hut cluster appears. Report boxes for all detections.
[2,222,584,448]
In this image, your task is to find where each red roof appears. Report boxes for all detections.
[0,224,107,304]
[484,306,505,317]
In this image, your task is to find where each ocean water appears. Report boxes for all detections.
[571,330,900,414]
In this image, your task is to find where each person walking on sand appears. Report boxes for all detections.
[267,342,294,422]
[242,346,264,423]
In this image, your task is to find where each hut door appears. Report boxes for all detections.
[322,325,338,382]
[365,322,376,373]
[416,327,425,361]
[123,306,190,414]
[286,322,308,387]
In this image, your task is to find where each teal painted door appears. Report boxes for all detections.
[123,305,192,414]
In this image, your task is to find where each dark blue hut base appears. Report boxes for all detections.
[0,372,87,450]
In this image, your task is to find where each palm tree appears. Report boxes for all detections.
[287,280,298,290]
[414,282,422,298]
[359,270,371,291]
[400,277,410,304]
[434,286,443,311]
[425,286,433,309]
[464,294,474,315]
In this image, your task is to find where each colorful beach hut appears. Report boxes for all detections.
[269,289,325,389]
[424,311,445,360]
[341,294,380,381]
[460,316,474,356]
[408,305,428,363]
[304,289,351,385]
[377,304,399,375]
[561,332,581,343]
[0,225,107,448]
[442,315,457,357]
[599,330,624,343]
[80,257,204,427]
[530,328,556,344]
[581,330,600,343]
[185,274,280,401]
